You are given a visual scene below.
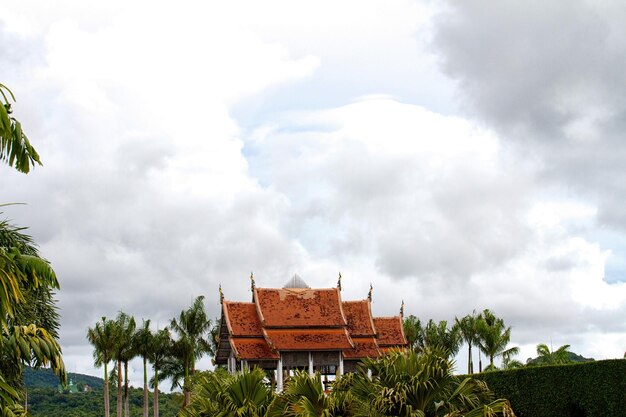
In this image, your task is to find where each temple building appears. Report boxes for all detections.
[215,274,407,390]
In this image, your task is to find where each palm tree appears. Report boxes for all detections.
[477,309,519,370]
[532,343,573,366]
[87,317,117,417]
[456,312,479,374]
[424,319,462,357]
[149,328,171,417]
[0,214,65,413]
[341,347,515,416]
[402,315,425,351]
[133,319,152,417]
[169,296,212,408]
[112,311,136,417]
[0,83,41,173]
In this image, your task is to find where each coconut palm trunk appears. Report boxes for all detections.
[104,362,110,417]
[143,356,149,417]
[153,368,159,417]
[124,361,130,417]
[117,360,123,417]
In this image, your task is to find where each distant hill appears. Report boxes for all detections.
[24,367,104,390]
[526,351,594,366]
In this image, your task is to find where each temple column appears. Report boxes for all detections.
[338,352,344,376]
[308,352,314,377]
[276,356,283,392]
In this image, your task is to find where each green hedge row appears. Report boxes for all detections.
[474,359,626,417]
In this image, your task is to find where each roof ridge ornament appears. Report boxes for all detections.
[368,283,373,302]
[250,272,255,292]
[400,300,404,318]
[337,272,342,291]
[219,284,224,304]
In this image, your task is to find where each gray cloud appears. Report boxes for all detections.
[432,0,626,231]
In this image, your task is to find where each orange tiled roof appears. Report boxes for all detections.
[264,328,354,351]
[223,302,263,337]
[343,336,381,359]
[255,288,347,328]
[342,300,376,337]
[231,337,279,360]
[373,316,408,347]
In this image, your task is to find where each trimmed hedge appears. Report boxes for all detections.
[474,359,626,417]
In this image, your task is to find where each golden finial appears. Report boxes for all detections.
[219,284,224,303]
[400,300,404,318]
[337,272,342,291]
[367,283,373,301]
[250,272,255,292]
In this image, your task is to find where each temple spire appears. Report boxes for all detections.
[367,283,373,302]
[219,284,224,304]
[337,272,342,291]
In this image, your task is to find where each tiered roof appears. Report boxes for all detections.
[216,277,407,363]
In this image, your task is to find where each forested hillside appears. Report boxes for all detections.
[24,367,181,416]
[26,387,182,417]
[25,367,104,389]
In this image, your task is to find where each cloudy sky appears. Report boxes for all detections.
[3,0,626,386]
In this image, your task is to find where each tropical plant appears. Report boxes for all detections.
[403,315,425,352]
[0,83,41,173]
[133,319,152,417]
[501,350,524,370]
[0,214,65,415]
[456,312,479,374]
[476,310,519,370]
[148,328,172,417]
[87,317,118,417]
[168,296,212,408]
[529,343,573,366]
[267,370,333,417]
[181,367,273,417]
[112,311,136,417]
[424,319,462,357]
[342,347,515,417]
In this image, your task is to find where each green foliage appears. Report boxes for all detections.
[475,359,626,417]
[181,368,273,417]
[477,309,518,369]
[24,367,104,390]
[342,347,514,417]
[26,387,181,417]
[0,84,41,173]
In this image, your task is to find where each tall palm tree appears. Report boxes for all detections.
[87,317,117,417]
[341,347,515,416]
[112,311,136,417]
[169,296,212,408]
[149,328,171,417]
[477,309,519,370]
[133,319,152,417]
[456,312,479,374]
